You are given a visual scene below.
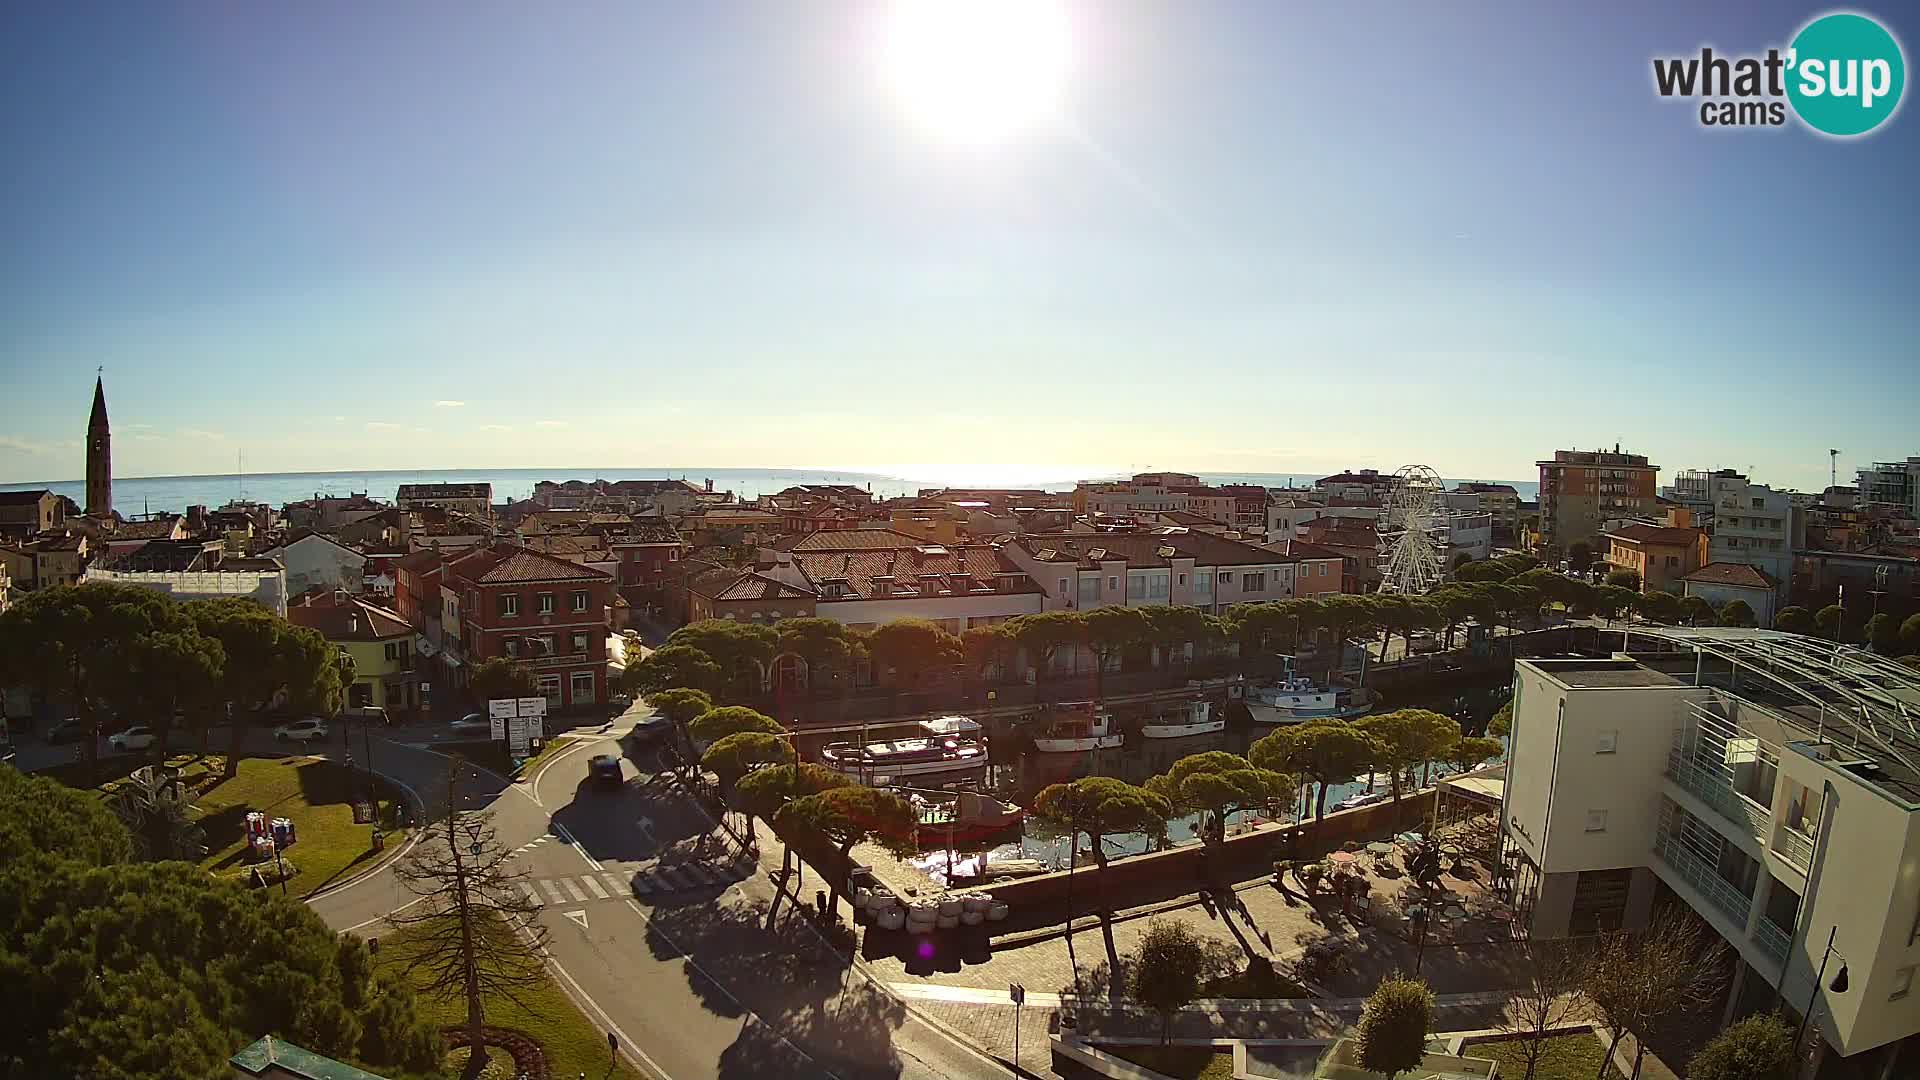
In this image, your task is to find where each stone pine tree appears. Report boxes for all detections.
[388,758,548,1080]
[1355,974,1433,1079]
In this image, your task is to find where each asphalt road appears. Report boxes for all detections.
[312,713,1013,1080]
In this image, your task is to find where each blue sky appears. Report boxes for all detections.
[2,1,1915,491]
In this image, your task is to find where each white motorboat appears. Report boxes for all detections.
[1245,674,1372,724]
[1140,699,1224,739]
[1030,702,1124,753]
[820,717,988,783]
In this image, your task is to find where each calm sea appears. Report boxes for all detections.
[0,467,1538,518]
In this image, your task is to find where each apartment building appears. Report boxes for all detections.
[1003,531,1341,613]
[287,590,421,715]
[1313,470,1398,506]
[394,483,492,518]
[1857,457,1920,518]
[1711,479,1800,595]
[1450,483,1522,540]
[759,528,1045,634]
[1500,632,1920,1075]
[444,544,614,710]
[1538,447,1660,557]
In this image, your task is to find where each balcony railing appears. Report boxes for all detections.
[1666,752,1771,842]
[1772,823,1814,873]
[1753,918,1792,968]
[1653,834,1752,926]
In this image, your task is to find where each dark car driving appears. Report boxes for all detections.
[45,719,89,744]
[587,754,623,789]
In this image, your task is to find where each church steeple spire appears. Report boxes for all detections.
[86,373,112,518]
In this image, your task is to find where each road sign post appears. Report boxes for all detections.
[1010,983,1025,1064]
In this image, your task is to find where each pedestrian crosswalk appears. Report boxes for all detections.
[519,854,754,906]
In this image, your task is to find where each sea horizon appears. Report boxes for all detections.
[0,465,1540,518]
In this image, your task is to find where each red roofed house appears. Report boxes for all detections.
[1604,522,1710,594]
[1679,562,1780,627]
[767,529,1045,634]
[444,544,615,711]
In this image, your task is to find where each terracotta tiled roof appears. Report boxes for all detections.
[786,529,932,553]
[521,534,611,559]
[711,573,815,602]
[0,489,56,506]
[1013,532,1283,569]
[395,549,443,574]
[792,545,1037,601]
[1606,524,1706,547]
[611,520,682,545]
[289,591,415,641]
[1680,562,1775,589]
[457,545,610,584]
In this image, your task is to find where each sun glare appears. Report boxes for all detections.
[880,0,1072,147]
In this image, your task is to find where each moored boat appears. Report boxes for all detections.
[820,716,988,783]
[1030,702,1124,753]
[1140,698,1224,739]
[1245,674,1372,724]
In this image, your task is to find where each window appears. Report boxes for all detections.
[1244,572,1266,593]
[1892,966,1915,1001]
[1128,573,1147,600]
[1596,730,1618,754]
[1318,562,1329,577]
[499,593,519,617]
[529,634,555,656]
[538,675,562,705]
[571,631,589,653]
[1752,497,1765,510]
[1108,575,1118,590]
[1177,573,1187,586]
[571,671,596,704]
[537,592,555,614]
[570,590,589,612]
[1585,810,1608,832]
[1078,576,1099,603]
[503,637,519,657]
[1665,556,1679,568]
[385,641,404,661]
[1194,571,1213,596]
[1218,571,1233,585]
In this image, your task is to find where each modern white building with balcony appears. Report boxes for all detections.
[1500,630,1920,1077]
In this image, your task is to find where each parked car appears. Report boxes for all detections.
[448,713,492,738]
[45,718,88,744]
[273,717,329,744]
[1408,634,1443,655]
[108,726,156,752]
[587,754,623,789]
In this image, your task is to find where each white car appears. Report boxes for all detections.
[109,726,156,752]
[274,718,329,744]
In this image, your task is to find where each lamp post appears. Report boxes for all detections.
[1793,926,1849,1063]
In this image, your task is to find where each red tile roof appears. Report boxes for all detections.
[712,573,816,602]
[792,544,1037,600]
[1606,524,1706,547]
[288,591,415,641]
[787,528,930,552]
[1014,532,1283,569]
[455,545,611,584]
[1680,562,1775,589]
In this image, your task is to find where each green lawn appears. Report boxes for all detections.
[1100,1045,1237,1080]
[191,755,405,896]
[1465,1032,1623,1080]
[376,924,642,1080]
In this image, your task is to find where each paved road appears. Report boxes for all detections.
[313,712,1012,1080]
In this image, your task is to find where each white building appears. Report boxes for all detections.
[1702,475,1798,596]
[1500,631,1920,1075]
[83,566,289,616]
[1446,512,1494,564]
[1003,531,1342,614]
[264,531,369,596]
[1857,457,1920,518]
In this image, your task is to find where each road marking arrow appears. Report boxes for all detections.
[563,909,589,931]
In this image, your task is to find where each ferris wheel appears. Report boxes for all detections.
[1377,465,1450,595]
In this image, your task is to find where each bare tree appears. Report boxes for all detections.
[388,758,549,1080]
[1501,937,1589,1080]
[1583,909,1731,1080]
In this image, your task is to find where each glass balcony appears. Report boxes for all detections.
[1753,918,1792,968]
[1666,752,1770,842]
[1771,823,1814,873]
[1653,834,1751,926]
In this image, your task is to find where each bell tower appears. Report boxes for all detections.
[86,372,111,517]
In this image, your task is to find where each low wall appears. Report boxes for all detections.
[983,793,1435,934]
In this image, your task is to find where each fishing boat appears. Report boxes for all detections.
[819,717,988,783]
[1030,702,1124,753]
[1245,673,1372,724]
[1140,699,1224,739]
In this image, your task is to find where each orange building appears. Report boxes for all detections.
[1604,523,1709,594]
[1537,447,1659,558]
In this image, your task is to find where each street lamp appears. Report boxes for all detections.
[1793,926,1849,1054]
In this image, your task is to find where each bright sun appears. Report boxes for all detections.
[880,0,1072,147]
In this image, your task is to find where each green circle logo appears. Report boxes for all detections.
[1787,12,1906,136]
